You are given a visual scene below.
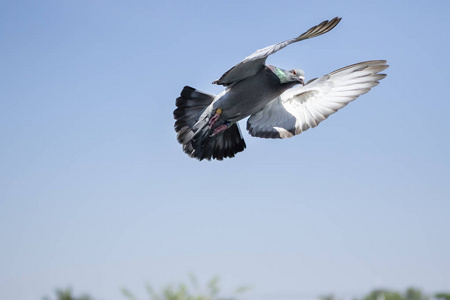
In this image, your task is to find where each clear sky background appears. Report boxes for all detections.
[1,1,449,300]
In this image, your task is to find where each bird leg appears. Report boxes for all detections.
[209,108,231,136]
[211,121,231,136]
[209,108,222,129]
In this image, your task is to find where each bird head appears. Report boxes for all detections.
[268,65,304,86]
[289,68,305,86]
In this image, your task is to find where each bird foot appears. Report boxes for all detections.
[211,124,229,136]
[209,108,223,128]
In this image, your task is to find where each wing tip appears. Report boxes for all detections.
[296,16,342,41]
[328,60,389,76]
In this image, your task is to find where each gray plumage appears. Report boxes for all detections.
[174,17,388,160]
[212,17,341,86]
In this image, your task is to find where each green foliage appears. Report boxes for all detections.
[42,284,449,300]
[42,288,94,300]
[318,287,435,300]
[121,275,250,300]
[435,293,450,300]
[405,288,429,300]
[360,287,431,300]
[363,289,403,300]
[319,294,340,300]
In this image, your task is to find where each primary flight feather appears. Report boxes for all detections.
[174,17,388,160]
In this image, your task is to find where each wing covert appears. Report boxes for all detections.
[213,17,341,86]
[246,60,389,138]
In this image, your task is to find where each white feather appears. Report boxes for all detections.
[247,60,388,139]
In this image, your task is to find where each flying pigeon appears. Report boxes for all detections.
[174,17,388,160]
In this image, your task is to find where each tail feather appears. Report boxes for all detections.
[197,123,246,161]
[174,86,246,161]
[174,86,215,132]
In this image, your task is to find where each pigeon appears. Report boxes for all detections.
[174,17,388,160]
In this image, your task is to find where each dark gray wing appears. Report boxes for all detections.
[213,17,342,86]
[247,61,389,138]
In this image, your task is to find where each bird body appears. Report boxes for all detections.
[201,65,301,126]
[174,17,388,160]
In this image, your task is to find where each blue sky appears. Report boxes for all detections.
[1,1,450,300]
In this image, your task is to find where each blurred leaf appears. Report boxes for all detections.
[436,293,450,300]
[234,286,251,294]
[188,273,199,291]
[363,289,403,300]
[122,275,249,300]
[320,294,339,300]
[146,283,161,300]
[121,288,138,300]
[207,276,220,298]
[404,288,428,300]
[43,288,94,300]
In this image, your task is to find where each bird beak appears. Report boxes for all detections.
[292,72,304,86]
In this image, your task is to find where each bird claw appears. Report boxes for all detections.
[209,108,223,128]
[209,113,221,128]
[211,124,229,136]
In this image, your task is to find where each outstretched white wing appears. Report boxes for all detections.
[213,17,341,86]
[246,60,389,138]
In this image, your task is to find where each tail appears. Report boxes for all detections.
[174,86,246,161]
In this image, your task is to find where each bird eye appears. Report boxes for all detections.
[292,70,297,75]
